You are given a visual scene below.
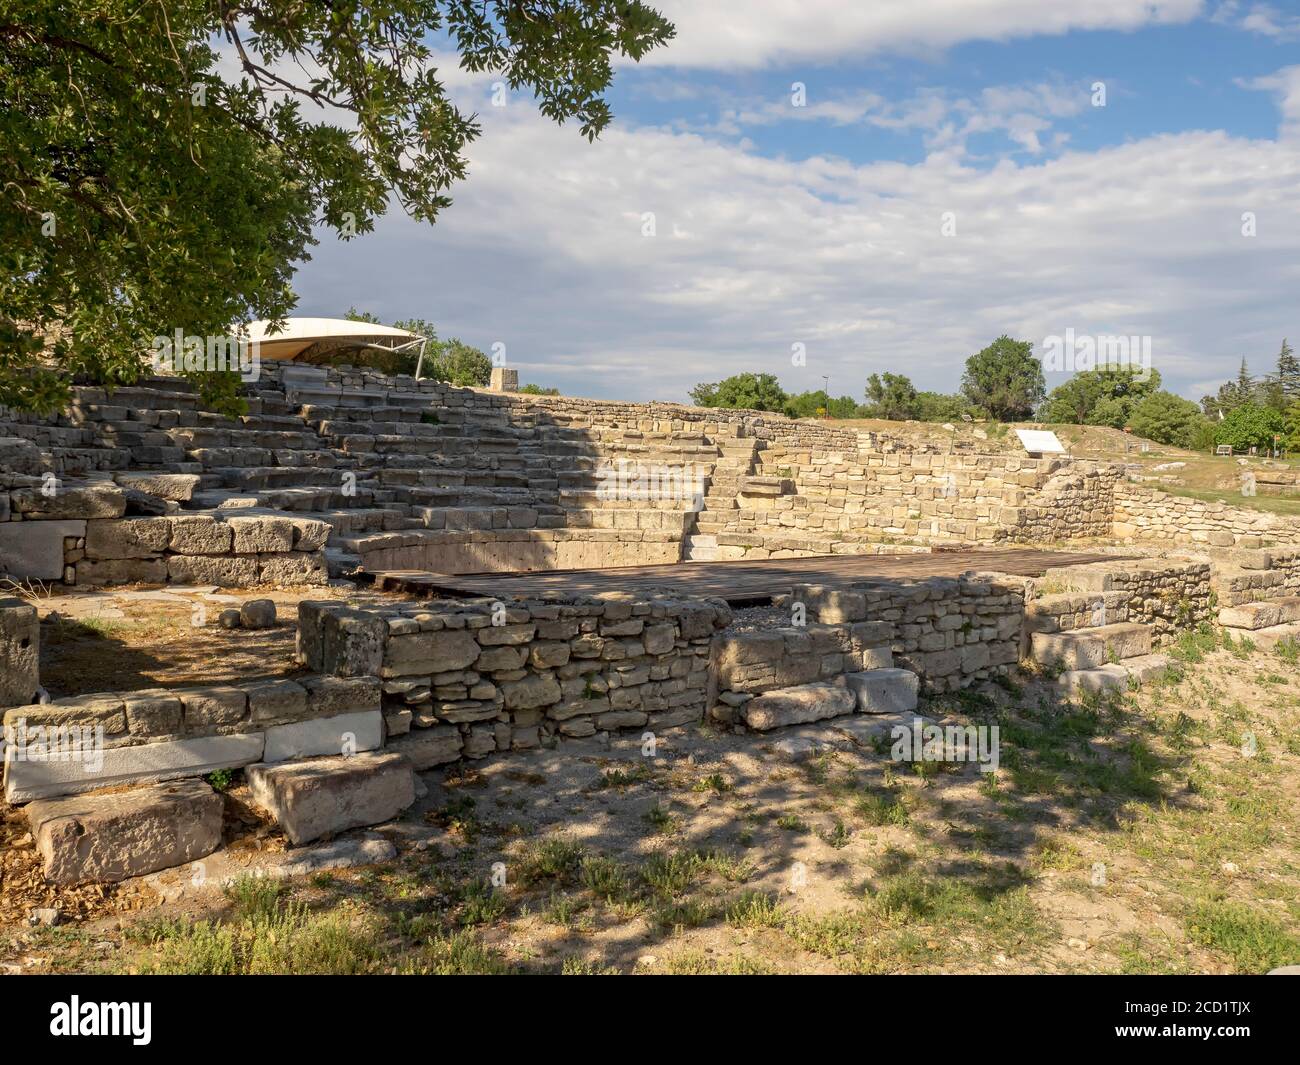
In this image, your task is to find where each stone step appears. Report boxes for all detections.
[1031,622,1152,670]
[740,681,856,731]
[25,779,223,885]
[1218,597,1300,630]
[842,668,920,714]
[246,751,416,845]
[1224,620,1300,650]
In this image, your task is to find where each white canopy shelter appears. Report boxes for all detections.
[241,317,432,376]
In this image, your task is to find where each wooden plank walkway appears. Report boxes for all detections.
[365,547,1125,605]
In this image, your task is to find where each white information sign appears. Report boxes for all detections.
[1014,429,1066,455]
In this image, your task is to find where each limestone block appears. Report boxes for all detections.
[166,554,258,587]
[386,725,463,770]
[169,515,234,555]
[0,597,39,708]
[246,751,415,845]
[84,518,171,559]
[4,732,266,803]
[179,686,248,731]
[244,678,308,726]
[227,515,294,554]
[842,669,920,715]
[27,779,223,884]
[299,675,382,718]
[11,484,125,520]
[0,519,85,580]
[740,681,856,731]
[262,710,383,763]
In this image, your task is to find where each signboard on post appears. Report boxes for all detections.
[1215,445,1233,456]
[1014,429,1066,456]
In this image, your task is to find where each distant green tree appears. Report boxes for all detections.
[1126,391,1201,445]
[862,372,920,420]
[429,338,492,387]
[912,391,971,422]
[1041,366,1161,425]
[782,390,862,418]
[690,373,787,412]
[961,336,1045,421]
[518,383,560,396]
[1216,402,1284,452]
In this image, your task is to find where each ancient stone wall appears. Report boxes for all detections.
[1114,484,1300,548]
[782,573,1029,692]
[1028,558,1213,642]
[298,595,731,767]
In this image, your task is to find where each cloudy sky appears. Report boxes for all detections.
[289,1,1300,405]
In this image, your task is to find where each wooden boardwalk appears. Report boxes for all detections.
[365,547,1124,605]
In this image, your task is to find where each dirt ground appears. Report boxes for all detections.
[5,626,1298,975]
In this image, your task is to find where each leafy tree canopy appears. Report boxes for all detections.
[961,335,1045,421]
[1,1,674,412]
[1216,402,1284,452]
[1040,366,1161,426]
[690,372,787,412]
[1125,390,1203,447]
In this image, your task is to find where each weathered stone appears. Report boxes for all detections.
[27,779,223,884]
[168,515,233,555]
[166,554,258,587]
[299,674,381,718]
[218,608,241,629]
[0,519,85,580]
[84,518,171,559]
[501,672,562,710]
[114,472,200,502]
[246,751,415,845]
[4,732,265,803]
[0,598,39,708]
[11,484,125,520]
[122,691,183,737]
[740,682,856,731]
[244,679,308,726]
[240,598,277,629]
[263,710,383,763]
[386,725,462,769]
[385,628,480,675]
[842,669,920,715]
[179,686,248,730]
[227,515,294,554]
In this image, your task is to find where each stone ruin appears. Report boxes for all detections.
[3,361,1300,888]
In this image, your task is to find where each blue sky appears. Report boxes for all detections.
[289,1,1300,405]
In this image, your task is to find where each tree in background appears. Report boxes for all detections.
[0,1,674,413]
[1215,402,1284,453]
[690,373,787,412]
[782,391,864,419]
[862,372,919,420]
[1203,358,1257,419]
[1040,366,1161,427]
[518,383,560,396]
[1125,390,1204,447]
[430,338,493,387]
[961,336,1045,421]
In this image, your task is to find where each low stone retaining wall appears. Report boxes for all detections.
[2,673,381,802]
[1036,558,1213,638]
[1115,484,1300,548]
[0,482,329,586]
[782,574,1028,692]
[349,526,683,573]
[298,594,732,767]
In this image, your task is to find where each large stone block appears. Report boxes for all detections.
[384,628,480,675]
[386,725,463,769]
[741,681,856,731]
[0,519,85,580]
[84,518,171,559]
[246,751,415,845]
[166,553,258,586]
[299,674,382,718]
[11,484,125,520]
[1031,622,1151,670]
[168,515,234,555]
[114,472,200,502]
[0,597,39,708]
[227,515,295,554]
[179,686,248,730]
[262,710,383,763]
[4,732,265,803]
[26,779,223,884]
[842,668,920,714]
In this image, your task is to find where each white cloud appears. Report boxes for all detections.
[290,70,1300,405]
[1240,65,1300,137]
[639,0,1205,69]
[1213,2,1300,39]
